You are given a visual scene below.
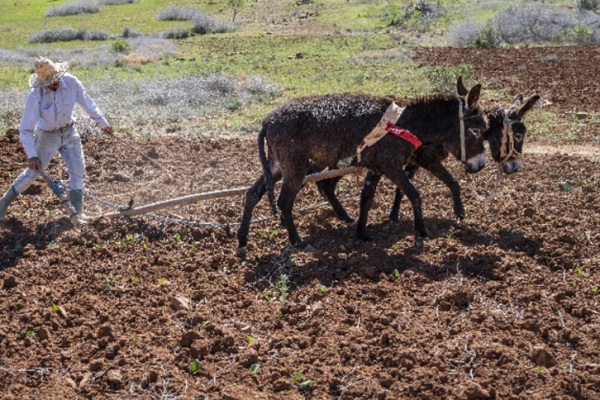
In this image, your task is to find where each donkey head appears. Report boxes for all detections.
[457,76,540,174]
[485,94,540,174]
[449,82,489,174]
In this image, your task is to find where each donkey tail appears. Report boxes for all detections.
[258,126,277,216]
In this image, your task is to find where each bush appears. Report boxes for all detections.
[85,30,109,41]
[494,5,573,45]
[577,0,599,12]
[192,14,240,35]
[425,65,474,94]
[46,1,100,17]
[474,24,500,48]
[163,27,190,40]
[100,0,137,4]
[29,28,86,43]
[450,21,484,47]
[110,38,133,54]
[157,6,200,21]
[121,27,141,39]
[570,23,594,44]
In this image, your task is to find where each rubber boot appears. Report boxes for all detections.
[68,189,84,216]
[0,186,19,222]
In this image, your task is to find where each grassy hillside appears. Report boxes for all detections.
[0,0,592,137]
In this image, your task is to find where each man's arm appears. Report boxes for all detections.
[19,88,41,160]
[73,76,111,130]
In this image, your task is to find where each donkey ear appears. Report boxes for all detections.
[512,94,524,106]
[457,75,468,96]
[516,94,540,119]
[466,84,482,109]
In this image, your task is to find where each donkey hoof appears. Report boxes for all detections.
[389,214,400,223]
[357,232,373,242]
[236,246,247,260]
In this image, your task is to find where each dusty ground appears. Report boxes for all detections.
[1,46,599,399]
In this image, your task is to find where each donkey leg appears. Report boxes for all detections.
[388,171,427,246]
[423,163,465,220]
[389,164,419,222]
[237,171,282,256]
[316,176,355,223]
[278,181,303,246]
[356,171,382,241]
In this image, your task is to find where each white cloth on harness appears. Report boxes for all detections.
[13,125,85,194]
[356,102,404,162]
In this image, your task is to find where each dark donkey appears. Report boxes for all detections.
[386,77,540,222]
[237,86,488,254]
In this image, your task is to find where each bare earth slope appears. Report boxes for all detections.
[0,46,599,399]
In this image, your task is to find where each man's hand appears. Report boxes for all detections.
[28,157,41,171]
[102,126,114,136]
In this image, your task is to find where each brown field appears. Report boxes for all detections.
[1,46,599,399]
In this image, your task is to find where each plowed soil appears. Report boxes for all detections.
[1,46,599,399]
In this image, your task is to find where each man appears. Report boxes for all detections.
[0,57,113,222]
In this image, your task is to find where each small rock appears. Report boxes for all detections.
[98,326,115,340]
[181,331,201,347]
[37,328,50,341]
[170,296,191,311]
[65,377,77,389]
[273,378,293,392]
[3,276,17,289]
[523,207,536,218]
[532,346,557,367]
[303,244,316,253]
[106,369,123,390]
[79,372,92,388]
[57,306,69,319]
[90,359,104,372]
[461,381,490,400]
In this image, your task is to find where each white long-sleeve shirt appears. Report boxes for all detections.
[19,73,109,158]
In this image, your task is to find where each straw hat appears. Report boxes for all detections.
[28,57,69,88]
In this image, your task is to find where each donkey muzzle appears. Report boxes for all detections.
[501,158,522,174]
[464,152,487,173]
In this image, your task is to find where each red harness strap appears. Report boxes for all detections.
[385,122,422,150]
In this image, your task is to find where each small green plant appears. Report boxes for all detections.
[132,276,140,284]
[249,363,260,373]
[131,335,138,343]
[25,330,36,338]
[536,365,545,375]
[566,363,574,373]
[445,227,458,239]
[158,278,167,286]
[292,370,303,382]
[110,38,132,54]
[392,269,401,279]
[51,303,59,312]
[299,379,314,389]
[246,336,255,344]
[316,284,327,293]
[189,359,201,375]
[200,320,210,329]
[276,274,290,302]
[102,276,111,293]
